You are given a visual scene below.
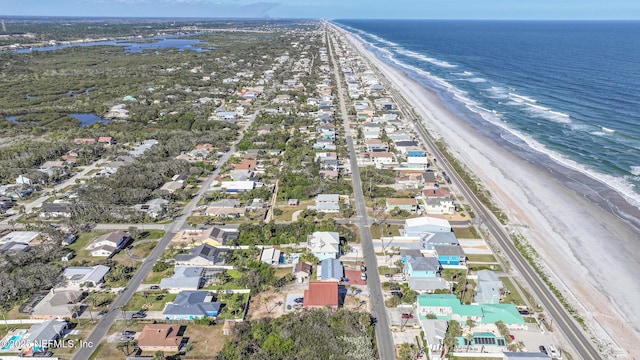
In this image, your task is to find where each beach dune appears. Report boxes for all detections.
[333,24,640,359]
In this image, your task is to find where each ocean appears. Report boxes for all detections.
[335,20,640,227]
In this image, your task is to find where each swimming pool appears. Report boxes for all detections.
[1,335,20,351]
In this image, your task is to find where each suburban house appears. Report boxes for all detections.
[260,248,282,265]
[303,281,339,309]
[0,231,40,245]
[403,255,441,279]
[434,245,466,266]
[206,226,240,246]
[138,324,186,353]
[134,198,169,218]
[62,265,110,287]
[22,320,67,352]
[160,267,204,293]
[420,319,447,358]
[320,258,343,281]
[220,180,256,193]
[366,138,389,152]
[160,180,184,194]
[385,198,419,213]
[30,290,83,320]
[307,231,341,261]
[313,193,340,213]
[421,171,438,188]
[233,160,257,171]
[98,136,116,146]
[369,152,395,165]
[163,291,221,320]
[89,230,129,257]
[416,294,525,326]
[39,202,72,219]
[421,188,456,214]
[475,270,504,304]
[203,199,246,218]
[175,244,226,267]
[420,232,459,250]
[455,332,508,353]
[404,217,452,237]
[293,262,312,280]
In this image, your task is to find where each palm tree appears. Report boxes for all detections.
[71,305,81,326]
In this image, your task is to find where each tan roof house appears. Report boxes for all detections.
[138,324,186,352]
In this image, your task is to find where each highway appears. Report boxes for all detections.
[73,109,260,360]
[327,29,396,360]
[373,50,602,359]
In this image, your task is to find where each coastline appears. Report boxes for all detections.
[333,23,640,358]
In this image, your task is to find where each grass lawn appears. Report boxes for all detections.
[469,264,502,272]
[369,224,402,239]
[65,231,107,262]
[126,292,177,312]
[138,229,165,239]
[143,268,173,284]
[500,277,526,306]
[453,226,481,239]
[129,241,157,258]
[466,254,498,263]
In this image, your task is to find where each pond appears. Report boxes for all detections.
[13,36,210,54]
[69,113,108,127]
[5,116,18,124]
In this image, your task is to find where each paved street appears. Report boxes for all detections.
[72,109,261,360]
[327,27,395,360]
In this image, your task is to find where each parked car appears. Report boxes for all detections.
[120,335,134,341]
[391,291,403,298]
[539,345,548,355]
[293,297,304,304]
[508,334,515,340]
[518,309,530,315]
[149,285,160,290]
[548,345,561,358]
[384,273,392,278]
[360,262,366,272]
[360,272,367,281]
[131,312,146,319]
[33,352,53,358]
[122,330,136,336]
[390,286,401,291]
[401,313,413,319]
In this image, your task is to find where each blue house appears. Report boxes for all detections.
[320,258,343,281]
[403,256,441,278]
[434,245,466,266]
[163,291,221,320]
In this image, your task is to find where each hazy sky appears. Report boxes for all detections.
[1,0,639,20]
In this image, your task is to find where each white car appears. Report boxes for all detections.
[360,272,367,281]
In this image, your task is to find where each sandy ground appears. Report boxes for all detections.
[335,26,640,359]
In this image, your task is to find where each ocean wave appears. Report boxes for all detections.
[463,77,487,83]
[483,86,510,99]
[395,48,458,68]
[508,92,537,103]
[453,71,474,76]
[601,126,615,133]
[631,166,640,176]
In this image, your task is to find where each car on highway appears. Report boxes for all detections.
[539,345,547,355]
[401,313,413,319]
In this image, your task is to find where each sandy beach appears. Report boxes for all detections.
[334,25,640,358]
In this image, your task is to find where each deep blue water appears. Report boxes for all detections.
[336,20,640,210]
[12,36,208,53]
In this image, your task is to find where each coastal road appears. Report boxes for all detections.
[364,42,603,359]
[327,29,395,360]
[73,109,260,360]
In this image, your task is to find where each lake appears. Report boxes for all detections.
[70,113,108,127]
[13,36,210,54]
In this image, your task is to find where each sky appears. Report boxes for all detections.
[1,0,640,20]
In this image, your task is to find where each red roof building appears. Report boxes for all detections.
[303,281,339,309]
[421,188,451,198]
[233,160,257,171]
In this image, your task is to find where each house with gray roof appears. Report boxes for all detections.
[434,245,466,266]
[475,270,503,304]
[312,193,340,213]
[62,265,110,287]
[163,291,221,320]
[420,232,459,250]
[134,198,169,218]
[320,258,343,282]
[403,256,441,278]
[160,267,204,293]
[24,319,67,350]
[175,244,226,267]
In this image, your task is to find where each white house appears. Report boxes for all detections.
[89,231,129,257]
[313,193,340,213]
[404,217,452,237]
[62,265,110,287]
[369,152,395,165]
[307,231,340,261]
